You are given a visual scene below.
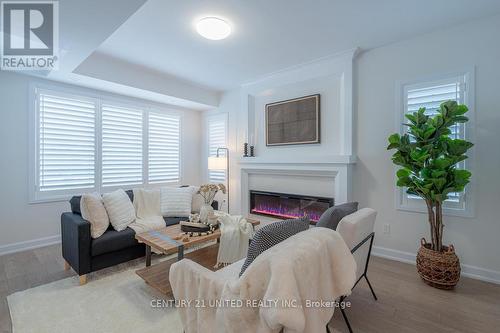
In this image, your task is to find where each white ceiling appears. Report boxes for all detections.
[94,0,500,92]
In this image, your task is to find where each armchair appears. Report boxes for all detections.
[169,227,357,333]
[330,208,378,333]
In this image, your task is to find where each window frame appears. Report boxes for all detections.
[29,82,183,203]
[394,69,475,218]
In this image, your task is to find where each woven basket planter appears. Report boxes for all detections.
[416,238,461,290]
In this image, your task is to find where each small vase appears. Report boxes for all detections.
[200,204,214,223]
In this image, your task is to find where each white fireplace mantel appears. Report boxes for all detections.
[237,156,355,216]
[239,154,357,165]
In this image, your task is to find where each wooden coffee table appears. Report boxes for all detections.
[135,217,260,294]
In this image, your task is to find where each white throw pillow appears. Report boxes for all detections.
[161,187,193,217]
[189,186,204,213]
[102,189,136,231]
[80,192,109,239]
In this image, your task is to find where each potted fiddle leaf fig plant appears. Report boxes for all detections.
[387,100,473,289]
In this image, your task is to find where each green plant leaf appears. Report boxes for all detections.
[454,169,472,181]
[433,178,447,191]
[431,170,446,178]
[456,104,468,115]
[397,168,411,178]
[447,139,474,155]
[405,113,417,124]
[387,133,401,150]
[454,116,469,123]
[397,178,411,187]
[422,127,436,139]
[433,158,452,169]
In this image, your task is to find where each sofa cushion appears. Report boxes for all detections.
[239,216,310,276]
[70,190,133,215]
[91,227,138,256]
[315,202,358,230]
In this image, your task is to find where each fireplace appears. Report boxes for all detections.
[249,190,334,224]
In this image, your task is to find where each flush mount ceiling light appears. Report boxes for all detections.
[196,17,231,40]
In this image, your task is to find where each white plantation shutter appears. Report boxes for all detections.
[31,85,185,202]
[208,115,227,183]
[406,80,464,141]
[101,103,143,187]
[148,112,181,183]
[401,75,469,211]
[38,91,96,193]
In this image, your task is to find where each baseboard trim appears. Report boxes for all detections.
[0,235,61,256]
[372,246,500,285]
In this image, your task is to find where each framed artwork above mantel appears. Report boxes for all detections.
[265,94,320,146]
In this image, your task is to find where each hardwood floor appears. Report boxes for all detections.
[136,243,220,295]
[0,244,499,333]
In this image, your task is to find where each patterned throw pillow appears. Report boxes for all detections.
[239,216,310,277]
[315,202,359,230]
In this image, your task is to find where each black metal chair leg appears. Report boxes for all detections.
[364,275,378,301]
[331,232,377,333]
[340,306,354,333]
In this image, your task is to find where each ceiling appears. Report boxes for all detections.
[19,0,500,110]
[92,0,500,92]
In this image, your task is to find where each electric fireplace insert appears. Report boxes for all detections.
[249,190,334,224]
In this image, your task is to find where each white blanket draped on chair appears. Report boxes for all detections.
[169,227,357,333]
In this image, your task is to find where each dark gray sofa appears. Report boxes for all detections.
[61,189,217,282]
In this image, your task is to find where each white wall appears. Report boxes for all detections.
[248,74,342,159]
[0,71,202,253]
[354,15,500,281]
[181,110,202,186]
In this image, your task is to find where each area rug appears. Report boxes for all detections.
[7,266,183,333]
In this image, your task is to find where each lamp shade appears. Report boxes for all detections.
[208,156,227,170]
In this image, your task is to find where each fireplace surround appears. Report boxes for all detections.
[250,190,334,224]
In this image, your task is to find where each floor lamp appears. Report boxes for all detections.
[208,147,229,213]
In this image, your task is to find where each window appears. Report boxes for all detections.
[37,91,98,198]
[148,112,181,184]
[396,72,473,217]
[101,103,143,187]
[30,85,182,202]
[207,114,227,183]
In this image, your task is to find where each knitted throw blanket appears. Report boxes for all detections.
[215,212,254,267]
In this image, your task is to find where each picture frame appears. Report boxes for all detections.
[265,94,320,146]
